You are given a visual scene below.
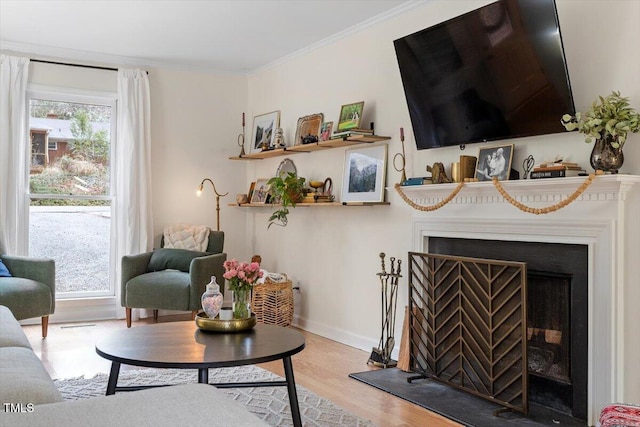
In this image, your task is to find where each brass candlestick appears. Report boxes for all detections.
[238,112,246,157]
[393,127,407,184]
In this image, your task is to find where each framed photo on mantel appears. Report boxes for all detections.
[475,144,513,181]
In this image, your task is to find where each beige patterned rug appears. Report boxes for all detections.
[54,365,374,427]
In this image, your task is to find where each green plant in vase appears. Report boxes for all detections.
[561,91,639,173]
[266,172,306,228]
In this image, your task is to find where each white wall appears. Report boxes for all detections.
[147,68,249,259]
[246,0,640,353]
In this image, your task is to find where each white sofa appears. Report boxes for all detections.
[0,305,268,426]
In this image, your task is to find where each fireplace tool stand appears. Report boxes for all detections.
[368,253,402,368]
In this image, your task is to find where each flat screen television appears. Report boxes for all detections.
[394,0,575,150]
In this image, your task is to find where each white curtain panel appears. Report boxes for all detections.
[0,55,30,255]
[113,68,153,317]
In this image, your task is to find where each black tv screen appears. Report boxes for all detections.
[394,0,575,150]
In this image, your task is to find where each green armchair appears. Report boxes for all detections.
[0,255,55,338]
[121,231,226,327]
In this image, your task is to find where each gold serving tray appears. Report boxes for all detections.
[195,312,256,333]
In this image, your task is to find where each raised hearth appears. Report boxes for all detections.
[399,175,640,426]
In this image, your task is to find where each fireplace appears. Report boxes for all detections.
[402,175,640,426]
[428,237,588,420]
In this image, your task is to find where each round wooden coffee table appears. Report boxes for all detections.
[96,321,305,427]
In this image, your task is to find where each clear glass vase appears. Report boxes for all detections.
[232,288,251,319]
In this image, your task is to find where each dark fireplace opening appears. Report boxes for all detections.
[429,237,588,421]
[527,271,573,414]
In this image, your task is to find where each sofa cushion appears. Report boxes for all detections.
[0,260,11,277]
[0,347,63,407]
[0,383,269,426]
[0,306,32,349]
[0,278,53,321]
[147,248,208,273]
[125,271,191,310]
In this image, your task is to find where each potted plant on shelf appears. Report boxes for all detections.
[561,91,639,173]
[266,172,306,228]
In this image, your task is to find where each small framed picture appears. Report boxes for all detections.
[341,144,387,203]
[250,179,270,204]
[337,101,365,132]
[251,111,280,153]
[247,182,256,201]
[475,144,514,181]
[319,121,333,141]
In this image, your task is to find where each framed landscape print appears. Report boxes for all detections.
[341,144,387,203]
[475,144,514,181]
[251,111,280,153]
[337,101,364,131]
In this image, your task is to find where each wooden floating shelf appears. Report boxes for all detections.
[229,148,296,160]
[230,135,391,160]
[229,201,390,207]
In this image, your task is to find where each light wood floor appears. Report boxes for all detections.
[22,314,460,427]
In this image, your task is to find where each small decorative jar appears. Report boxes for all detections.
[201,276,223,319]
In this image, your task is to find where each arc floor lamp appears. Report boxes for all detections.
[196,178,228,231]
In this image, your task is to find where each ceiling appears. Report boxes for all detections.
[0,0,415,74]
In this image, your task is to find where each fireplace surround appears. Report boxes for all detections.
[400,175,640,426]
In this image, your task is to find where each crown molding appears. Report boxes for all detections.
[0,41,241,76]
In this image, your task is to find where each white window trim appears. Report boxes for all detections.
[26,85,119,308]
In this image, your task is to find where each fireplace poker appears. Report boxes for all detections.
[369,253,403,368]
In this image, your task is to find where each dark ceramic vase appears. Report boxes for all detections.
[590,136,624,174]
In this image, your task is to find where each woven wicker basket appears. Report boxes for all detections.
[251,277,294,327]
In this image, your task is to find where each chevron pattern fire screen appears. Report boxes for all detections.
[408,252,528,414]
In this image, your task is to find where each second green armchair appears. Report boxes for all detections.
[121,231,226,327]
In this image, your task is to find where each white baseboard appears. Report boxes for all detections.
[292,314,400,361]
[19,297,118,325]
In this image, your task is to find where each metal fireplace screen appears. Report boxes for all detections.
[408,252,528,414]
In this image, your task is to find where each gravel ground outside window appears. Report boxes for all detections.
[29,206,110,294]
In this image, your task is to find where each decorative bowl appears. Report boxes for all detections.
[195,312,256,333]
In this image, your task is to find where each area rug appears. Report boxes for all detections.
[349,368,584,427]
[54,365,374,427]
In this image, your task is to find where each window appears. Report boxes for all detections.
[27,89,116,299]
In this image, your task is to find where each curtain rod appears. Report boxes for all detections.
[31,59,149,74]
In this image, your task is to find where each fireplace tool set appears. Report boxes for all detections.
[368,252,402,368]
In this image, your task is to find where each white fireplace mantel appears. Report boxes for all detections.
[400,175,640,426]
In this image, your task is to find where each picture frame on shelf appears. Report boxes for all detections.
[251,111,280,153]
[247,181,256,202]
[250,179,270,204]
[475,143,514,181]
[319,121,333,141]
[337,101,364,132]
[294,113,324,146]
[341,144,387,203]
